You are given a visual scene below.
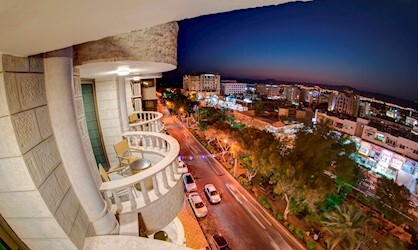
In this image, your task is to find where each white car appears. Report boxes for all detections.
[188,192,208,218]
[178,160,189,173]
[204,184,221,204]
[183,173,197,192]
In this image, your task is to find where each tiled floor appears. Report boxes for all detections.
[178,200,209,249]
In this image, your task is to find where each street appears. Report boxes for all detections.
[161,106,304,250]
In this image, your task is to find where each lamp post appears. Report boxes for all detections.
[179,108,190,127]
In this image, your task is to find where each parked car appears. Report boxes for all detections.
[188,192,208,218]
[204,184,221,204]
[183,173,197,192]
[209,233,230,250]
[178,160,189,173]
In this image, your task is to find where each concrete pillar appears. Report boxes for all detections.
[44,50,118,235]
[117,76,129,132]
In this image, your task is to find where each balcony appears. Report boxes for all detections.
[129,111,164,133]
[100,131,183,234]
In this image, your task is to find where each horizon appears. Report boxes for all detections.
[163,0,418,103]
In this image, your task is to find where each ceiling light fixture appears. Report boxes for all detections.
[117,68,130,76]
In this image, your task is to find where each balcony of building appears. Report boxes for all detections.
[129,111,164,133]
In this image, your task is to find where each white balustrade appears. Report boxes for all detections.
[100,132,180,214]
[129,111,164,133]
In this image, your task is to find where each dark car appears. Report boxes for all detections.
[210,233,230,250]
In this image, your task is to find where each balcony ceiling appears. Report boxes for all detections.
[0,0,303,57]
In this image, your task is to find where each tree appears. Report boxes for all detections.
[321,204,375,250]
[253,101,265,115]
[376,177,411,223]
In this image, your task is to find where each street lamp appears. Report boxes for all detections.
[179,108,190,127]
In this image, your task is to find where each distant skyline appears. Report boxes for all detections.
[163,0,418,102]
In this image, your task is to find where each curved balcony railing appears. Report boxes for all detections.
[129,111,164,133]
[100,131,181,214]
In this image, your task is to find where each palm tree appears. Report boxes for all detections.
[321,204,374,250]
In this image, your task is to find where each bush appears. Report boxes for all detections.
[284,221,289,227]
[273,210,283,221]
[306,241,316,249]
[289,224,295,232]
[295,229,304,239]
[259,196,272,210]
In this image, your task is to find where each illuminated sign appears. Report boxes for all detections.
[390,154,405,170]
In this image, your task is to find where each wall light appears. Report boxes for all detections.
[133,76,140,81]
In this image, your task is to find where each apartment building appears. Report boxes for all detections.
[183,72,221,99]
[255,83,281,97]
[220,81,247,95]
[284,85,301,103]
[328,92,360,117]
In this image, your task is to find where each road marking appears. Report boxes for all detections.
[226,184,266,230]
[267,233,281,250]
[236,188,272,227]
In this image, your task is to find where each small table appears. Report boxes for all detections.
[130,158,152,190]
[130,158,152,174]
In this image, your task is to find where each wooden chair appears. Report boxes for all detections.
[129,114,139,124]
[114,139,140,169]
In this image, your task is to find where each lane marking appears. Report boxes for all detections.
[267,233,281,250]
[236,188,272,227]
[226,184,266,230]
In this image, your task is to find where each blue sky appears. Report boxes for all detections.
[165,0,418,101]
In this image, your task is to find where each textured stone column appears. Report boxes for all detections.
[117,76,129,132]
[44,50,118,235]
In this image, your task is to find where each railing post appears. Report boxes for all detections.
[112,190,123,213]
[139,181,151,204]
[152,174,162,197]
[162,169,169,189]
[169,161,176,181]
[127,187,137,210]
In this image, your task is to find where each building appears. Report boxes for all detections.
[255,83,281,98]
[299,86,321,106]
[220,80,247,95]
[283,85,301,103]
[316,112,418,194]
[183,72,221,99]
[0,1,303,249]
[328,92,360,117]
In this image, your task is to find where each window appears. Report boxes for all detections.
[141,80,154,88]
[399,144,405,149]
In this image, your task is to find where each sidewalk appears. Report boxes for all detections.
[178,200,209,250]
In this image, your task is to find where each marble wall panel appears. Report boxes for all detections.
[0,116,21,158]
[55,188,80,236]
[11,109,42,154]
[0,191,53,218]
[29,56,44,73]
[3,73,21,114]
[35,105,53,140]
[0,156,36,192]
[7,218,67,239]
[24,136,61,187]
[39,173,66,214]
[70,208,89,249]
[2,54,29,72]
[16,73,46,110]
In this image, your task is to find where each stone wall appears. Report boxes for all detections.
[0,54,93,249]
[73,22,178,67]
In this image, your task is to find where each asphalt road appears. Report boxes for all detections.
[160,105,304,250]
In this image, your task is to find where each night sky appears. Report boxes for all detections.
[163,0,418,102]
